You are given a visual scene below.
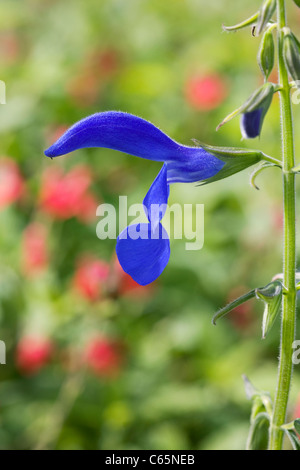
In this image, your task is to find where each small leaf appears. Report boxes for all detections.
[285,430,300,450]
[256,280,283,339]
[246,412,270,450]
[212,289,256,325]
[293,0,300,8]
[222,12,259,32]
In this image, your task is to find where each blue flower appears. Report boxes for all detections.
[45,111,256,285]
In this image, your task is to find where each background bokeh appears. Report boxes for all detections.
[0,0,299,450]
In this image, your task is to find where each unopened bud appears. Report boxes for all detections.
[258,27,275,79]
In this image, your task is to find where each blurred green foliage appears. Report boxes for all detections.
[0,0,299,450]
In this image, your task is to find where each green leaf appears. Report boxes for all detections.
[256,281,283,339]
[246,412,270,450]
[285,430,300,450]
[222,12,259,32]
[212,289,256,325]
[293,0,300,8]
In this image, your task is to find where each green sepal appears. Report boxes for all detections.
[256,0,276,36]
[193,144,265,186]
[222,12,259,33]
[258,26,275,80]
[246,412,270,450]
[293,0,300,8]
[295,419,300,434]
[217,83,276,131]
[283,29,300,86]
[256,280,283,339]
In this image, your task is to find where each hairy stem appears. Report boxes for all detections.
[269,0,297,450]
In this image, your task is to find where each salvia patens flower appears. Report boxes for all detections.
[45,111,265,285]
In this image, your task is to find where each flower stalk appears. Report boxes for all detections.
[269,0,297,450]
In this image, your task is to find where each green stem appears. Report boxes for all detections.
[269,0,297,451]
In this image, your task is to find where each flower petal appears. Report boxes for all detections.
[143,164,169,226]
[45,111,224,183]
[240,108,263,139]
[45,111,180,161]
[116,223,170,285]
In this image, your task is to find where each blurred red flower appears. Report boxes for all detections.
[0,158,24,209]
[84,336,123,377]
[40,165,97,221]
[185,73,228,111]
[0,32,20,64]
[16,336,53,375]
[22,222,49,276]
[73,256,110,301]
